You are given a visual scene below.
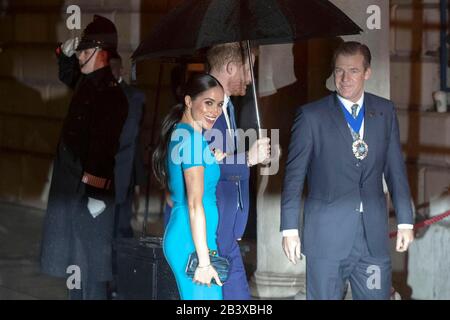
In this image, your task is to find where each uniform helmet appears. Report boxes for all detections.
[76,15,118,55]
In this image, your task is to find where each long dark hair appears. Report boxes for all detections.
[152,73,223,189]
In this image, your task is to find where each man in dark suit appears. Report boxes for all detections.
[206,43,271,299]
[110,54,145,238]
[108,54,145,299]
[280,41,414,300]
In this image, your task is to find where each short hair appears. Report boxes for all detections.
[332,41,372,70]
[206,42,257,72]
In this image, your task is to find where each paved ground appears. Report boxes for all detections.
[0,201,412,300]
[0,202,66,299]
[0,201,257,300]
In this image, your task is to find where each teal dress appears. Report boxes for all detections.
[163,123,222,300]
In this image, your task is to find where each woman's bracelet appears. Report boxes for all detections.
[197,264,211,269]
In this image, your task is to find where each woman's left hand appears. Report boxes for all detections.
[193,265,223,287]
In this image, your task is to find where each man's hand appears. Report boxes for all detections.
[396,229,414,252]
[61,37,79,57]
[282,235,301,265]
[248,137,271,166]
[262,143,282,165]
[87,197,106,218]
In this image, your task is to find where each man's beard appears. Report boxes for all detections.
[228,78,247,96]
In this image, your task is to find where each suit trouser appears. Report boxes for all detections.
[306,214,392,300]
[219,240,251,300]
[113,197,134,239]
[217,206,251,300]
[110,198,134,298]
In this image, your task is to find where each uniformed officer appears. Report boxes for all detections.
[40,15,128,300]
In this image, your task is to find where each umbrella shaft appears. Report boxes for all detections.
[246,40,262,137]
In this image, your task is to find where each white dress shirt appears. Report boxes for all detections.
[223,95,232,131]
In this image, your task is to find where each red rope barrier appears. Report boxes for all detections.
[389,210,450,239]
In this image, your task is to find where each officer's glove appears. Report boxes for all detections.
[61,37,79,57]
[87,197,106,218]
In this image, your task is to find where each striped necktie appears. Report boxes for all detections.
[349,103,360,140]
[351,104,359,118]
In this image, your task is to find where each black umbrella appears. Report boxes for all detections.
[134,0,361,221]
[132,0,361,131]
[132,0,362,60]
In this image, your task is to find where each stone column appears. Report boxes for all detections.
[407,192,450,299]
[250,0,390,299]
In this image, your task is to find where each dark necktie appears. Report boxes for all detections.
[227,100,238,148]
[227,100,243,210]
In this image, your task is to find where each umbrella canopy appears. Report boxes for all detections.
[132,0,362,61]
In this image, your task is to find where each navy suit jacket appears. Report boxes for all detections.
[280,92,413,259]
[114,81,145,204]
[207,112,250,240]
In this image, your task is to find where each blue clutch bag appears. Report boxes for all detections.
[185,250,230,285]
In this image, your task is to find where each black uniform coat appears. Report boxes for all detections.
[40,53,128,282]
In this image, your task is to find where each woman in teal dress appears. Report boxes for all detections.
[152,74,225,300]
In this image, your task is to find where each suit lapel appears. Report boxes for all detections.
[362,93,377,169]
[328,93,354,149]
[213,113,234,153]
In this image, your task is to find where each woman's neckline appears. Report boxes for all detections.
[176,121,202,133]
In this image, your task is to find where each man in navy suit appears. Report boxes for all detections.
[110,54,145,238]
[281,42,414,300]
[206,43,271,299]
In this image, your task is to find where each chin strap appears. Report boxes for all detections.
[79,47,99,69]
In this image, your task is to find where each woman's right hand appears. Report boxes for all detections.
[212,148,227,162]
[193,265,223,287]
